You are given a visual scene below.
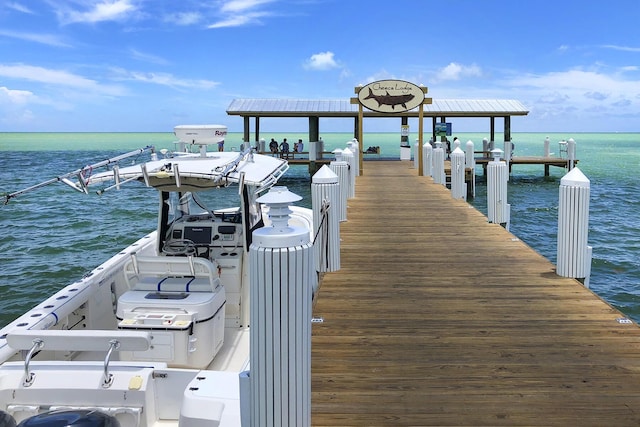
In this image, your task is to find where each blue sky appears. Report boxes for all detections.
[1,0,640,133]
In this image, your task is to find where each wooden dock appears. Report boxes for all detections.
[475,155,577,176]
[311,161,640,426]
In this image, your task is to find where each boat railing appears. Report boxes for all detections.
[5,329,151,388]
[123,254,220,292]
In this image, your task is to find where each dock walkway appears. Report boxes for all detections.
[311,161,640,426]
[475,155,576,176]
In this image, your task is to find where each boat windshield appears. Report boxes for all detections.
[168,191,212,222]
[165,183,264,229]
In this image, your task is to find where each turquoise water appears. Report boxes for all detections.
[1,132,639,327]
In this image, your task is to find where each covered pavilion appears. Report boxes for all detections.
[226,98,529,146]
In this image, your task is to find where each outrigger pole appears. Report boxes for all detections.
[3,145,155,205]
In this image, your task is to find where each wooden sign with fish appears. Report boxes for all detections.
[356,79,427,113]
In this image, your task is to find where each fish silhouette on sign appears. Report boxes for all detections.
[363,87,416,110]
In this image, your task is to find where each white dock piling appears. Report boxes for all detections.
[487,149,510,229]
[250,186,313,427]
[309,141,317,161]
[346,139,360,177]
[312,166,340,272]
[422,141,433,177]
[341,148,356,199]
[432,142,446,185]
[566,138,576,170]
[556,167,592,285]
[503,140,512,177]
[450,147,466,200]
[544,136,550,157]
[329,150,348,222]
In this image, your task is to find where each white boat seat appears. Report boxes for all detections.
[124,255,220,292]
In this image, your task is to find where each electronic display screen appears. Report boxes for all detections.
[184,226,212,244]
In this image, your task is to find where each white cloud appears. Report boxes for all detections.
[0,30,71,48]
[498,68,640,127]
[584,91,609,101]
[304,52,340,71]
[620,66,639,72]
[0,84,76,111]
[506,69,635,94]
[110,68,219,90]
[0,86,35,105]
[207,11,270,28]
[600,44,640,53]
[0,64,126,96]
[434,62,482,81]
[129,49,169,65]
[165,12,202,26]
[57,0,137,24]
[207,0,275,28]
[220,0,276,14]
[5,2,34,14]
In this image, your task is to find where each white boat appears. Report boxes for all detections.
[0,127,317,426]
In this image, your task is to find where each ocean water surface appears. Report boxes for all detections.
[0,132,639,327]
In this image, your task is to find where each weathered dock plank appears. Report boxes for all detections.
[311,161,640,426]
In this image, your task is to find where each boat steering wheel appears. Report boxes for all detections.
[162,239,197,256]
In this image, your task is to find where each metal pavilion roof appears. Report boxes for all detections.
[226,98,529,118]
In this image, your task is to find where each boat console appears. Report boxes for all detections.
[164,211,243,258]
[162,212,245,327]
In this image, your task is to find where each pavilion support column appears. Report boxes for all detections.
[255,117,260,144]
[354,117,359,141]
[490,117,495,146]
[243,116,250,146]
[309,116,319,144]
[432,117,437,142]
[418,104,424,176]
[504,116,511,143]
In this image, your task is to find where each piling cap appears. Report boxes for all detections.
[312,165,338,184]
[491,148,503,161]
[560,167,590,188]
[256,186,302,205]
[253,186,309,248]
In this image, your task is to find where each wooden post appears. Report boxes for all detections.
[432,117,437,142]
[418,85,431,177]
[255,117,260,145]
[418,105,424,176]
[490,117,495,145]
[243,116,250,145]
[308,116,319,143]
[504,116,511,144]
[351,88,364,176]
[358,103,363,175]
